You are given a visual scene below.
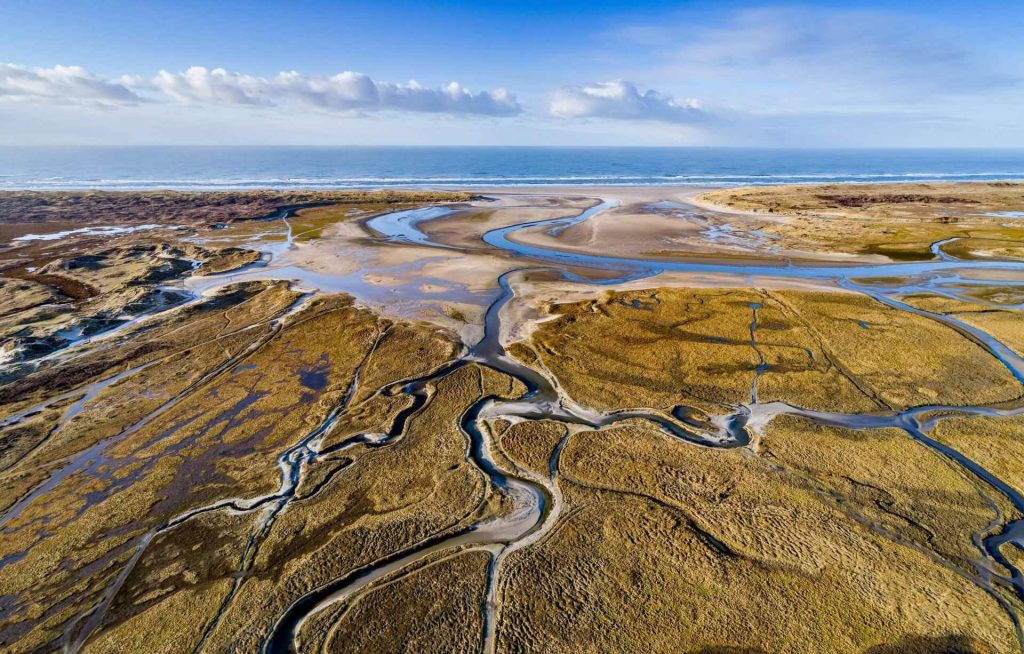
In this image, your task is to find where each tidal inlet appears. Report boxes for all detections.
[0,182,1022,653]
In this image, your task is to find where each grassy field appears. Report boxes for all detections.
[2,186,1023,653]
[699,182,1024,260]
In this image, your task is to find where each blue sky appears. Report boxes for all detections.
[1,0,1022,146]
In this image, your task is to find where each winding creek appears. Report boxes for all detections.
[5,192,1024,652]
[263,195,1024,652]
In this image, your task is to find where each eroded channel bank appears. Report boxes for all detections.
[3,189,1024,652]
[259,194,1024,651]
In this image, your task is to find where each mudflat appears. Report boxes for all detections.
[1,183,1024,653]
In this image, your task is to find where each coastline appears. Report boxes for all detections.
[4,146,1024,192]
[3,178,1024,653]
[3,180,1023,338]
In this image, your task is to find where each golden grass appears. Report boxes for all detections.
[4,185,1024,652]
[195,364,500,652]
[518,287,1019,415]
[0,288,471,652]
[698,182,1024,261]
[931,415,1024,498]
[495,419,568,478]
[496,421,1018,653]
[304,550,490,652]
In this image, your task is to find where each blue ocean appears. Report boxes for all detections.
[1,146,1024,190]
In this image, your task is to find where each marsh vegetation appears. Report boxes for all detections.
[1,184,1023,653]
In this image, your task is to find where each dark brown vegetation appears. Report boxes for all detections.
[2,189,1023,653]
[0,190,473,225]
[820,193,980,207]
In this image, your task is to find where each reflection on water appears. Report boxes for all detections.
[365,206,458,246]
[181,195,1024,326]
[9,191,1024,653]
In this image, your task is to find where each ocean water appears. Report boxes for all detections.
[1,146,1023,190]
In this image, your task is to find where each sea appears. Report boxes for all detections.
[1,146,1024,190]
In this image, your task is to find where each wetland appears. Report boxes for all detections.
[1,181,1024,653]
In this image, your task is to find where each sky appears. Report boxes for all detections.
[0,0,1022,147]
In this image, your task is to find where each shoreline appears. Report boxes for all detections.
[3,180,1023,341]
[3,174,1024,653]
[2,178,1021,199]
[2,175,1024,194]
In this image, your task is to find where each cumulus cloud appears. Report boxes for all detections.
[0,63,143,106]
[0,63,521,117]
[548,80,704,123]
[153,67,266,106]
[152,66,522,115]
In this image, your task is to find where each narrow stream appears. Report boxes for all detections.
[10,194,1024,652]
[302,194,1024,652]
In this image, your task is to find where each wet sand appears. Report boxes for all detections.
[3,183,1024,654]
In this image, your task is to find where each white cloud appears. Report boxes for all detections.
[152,66,522,115]
[0,63,522,117]
[0,63,143,106]
[153,67,267,105]
[548,80,704,123]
